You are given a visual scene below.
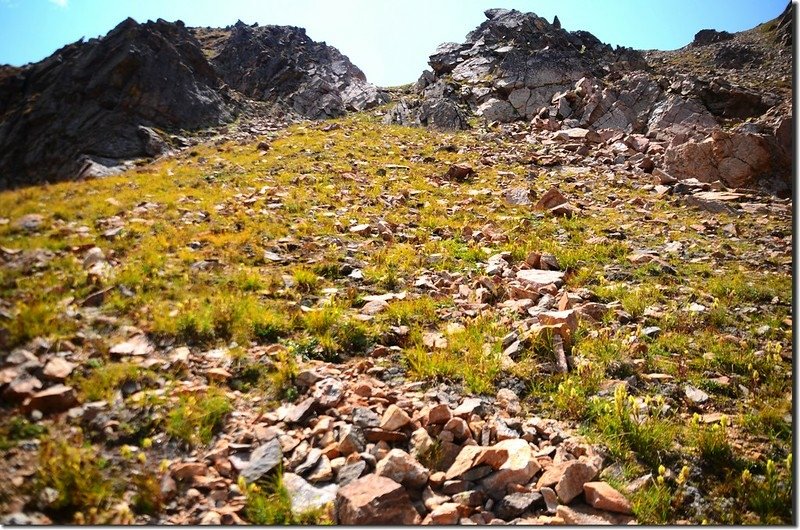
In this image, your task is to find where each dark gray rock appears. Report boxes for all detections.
[352,407,381,428]
[494,491,543,520]
[0,18,235,188]
[691,29,734,47]
[240,438,283,483]
[197,21,387,119]
[336,460,368,486]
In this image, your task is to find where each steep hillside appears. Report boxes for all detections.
[0,3,793,527]
[0,109,791,524]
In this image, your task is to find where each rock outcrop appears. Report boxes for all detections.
[385,8,647,129]
[193,22,387,119]
[0,19,386,189]
[0,18,235,188]
[386,4,792,195]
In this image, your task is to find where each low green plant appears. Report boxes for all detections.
[166,387,232,445]
[241,472,329,524]
[690,414,734,472]
[380,296,438,327]
[131,471,163,515]
[405,315,502,394]
[71,362,156,402]
[415,439,445,471]
[551,376,590,421]
[631,467,673,524]
[35,434,117,518]
[300,305,372,360]
[0,415,47,450]
[265,344,300,401]
[740,456,793,524]
[591,385,675,469]
[292,267,320,293]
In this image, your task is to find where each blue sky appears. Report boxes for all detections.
[0,0,788,86]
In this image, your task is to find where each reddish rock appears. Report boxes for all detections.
[445,164,476,182]
[443,417,471,441]
[363,428,409,443]
[375,448,430,488]
[481,439,541,499]
[379,404,412,431]
[26,384,77,413]
[109,335,154,357]
[539,310,578,334]
[555,461,598,504]
[583,481,633,514]
[427,502,461,524]
[172,462,209,481]
[534,187,568,211]
[336,475,420,524]
[556,504,635,525]
[445,445,509,480]
[515,269,564,289]
[2,376,43,402]
[664,130,778,188]
[284,397,315,424]
[205,367,232,381]
[42,358,77,380]
[427,403,453,425]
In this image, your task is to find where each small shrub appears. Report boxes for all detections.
[166,387,232,446]
[292,267,319,293]
[35,434,117,518]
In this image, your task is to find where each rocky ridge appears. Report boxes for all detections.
[385,5,793,195]
[0,18,385,188]
[193,22,388,119]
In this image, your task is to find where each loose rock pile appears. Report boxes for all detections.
[161,358,638,524]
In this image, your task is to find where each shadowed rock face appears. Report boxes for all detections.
[198,22,387,119]
[0,18,235,188]
[0,18,386,188]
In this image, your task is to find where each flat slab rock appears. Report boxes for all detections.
[239,438,282,484]
[515,269,565,288]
